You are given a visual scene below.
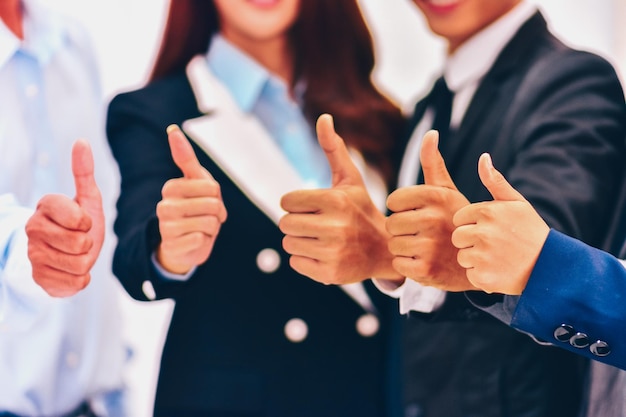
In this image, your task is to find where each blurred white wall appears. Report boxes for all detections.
[36,1,626,417]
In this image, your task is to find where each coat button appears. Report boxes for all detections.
[142,280,157,300]
[553,324,575,342]
[356,313,379,337]
[256,248,281,273]
[569,332,590,348]
[590,340,611,357]
[284,318,308,343]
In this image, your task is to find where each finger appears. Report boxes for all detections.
[450,224,476,250]
[391,256,426,281]
[419,130,457,190]
[157,197,226,221]
[387,235,420,257]
[159,231,215,255]
[385,210,422,236]
[30,224,93,255]
[386,185,425,213]
[288,255,322,282]
[161,178,222,199]
[167,124,214,180]
[478,153,525,202]
[279,213,324,238]
[31,265,90,297]
[159,216,221,240]
[72,139,100,205]
[282,235,326,259]
[280,189,335,214]
[456,247,475,270]
[34,195,91,232]
[29,248,94,276]
[316,114,364,188]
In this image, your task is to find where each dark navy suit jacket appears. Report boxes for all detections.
[401,11,626,417]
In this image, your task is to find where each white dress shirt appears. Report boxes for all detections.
[0,1,127,415]
[375,1,538,314]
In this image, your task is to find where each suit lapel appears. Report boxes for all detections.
[182,56,378,314]
[182,55,306,225]
[444,12,549,169]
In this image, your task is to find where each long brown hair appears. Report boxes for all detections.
[150,0,404,185]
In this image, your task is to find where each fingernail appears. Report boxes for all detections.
[166,124,180,134]
[482,153,493,170]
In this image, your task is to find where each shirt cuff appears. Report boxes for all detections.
[150,252,196,282]
[373,277,446,315]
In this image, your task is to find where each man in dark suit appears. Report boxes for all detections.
[279,1,626,416]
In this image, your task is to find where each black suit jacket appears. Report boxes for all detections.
[106,73,399,417]
[400,12,626,417]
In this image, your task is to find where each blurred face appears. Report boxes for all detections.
[213,0,301,46]
[413,0,521,53]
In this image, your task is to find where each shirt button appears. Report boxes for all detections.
[256,248,280,274]
[25,84,39,98]
[142,280,156,300]
[356,313,379,337]
[284,318,308,343]
[66,351,80,368]
[37,152,50,168]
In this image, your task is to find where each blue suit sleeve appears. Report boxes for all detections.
[511,229,626,369]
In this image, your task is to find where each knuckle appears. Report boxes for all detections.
[326,189,350,211]
[161,179,178,197]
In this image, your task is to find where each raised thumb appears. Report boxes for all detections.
[478,153,525,201]
[420,130,457,190]
[168,124,213,180]
[72,139,100,205]
[316,114,363,188]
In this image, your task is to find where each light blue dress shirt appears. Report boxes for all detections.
[207,35,331,189]
[0,1,126,415]
[153,35,332,281]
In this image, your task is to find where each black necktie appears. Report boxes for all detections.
[418,76,453,184]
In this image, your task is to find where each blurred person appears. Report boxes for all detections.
[105,0,405,416]
[279,0,626,416]
[0,0,127,416]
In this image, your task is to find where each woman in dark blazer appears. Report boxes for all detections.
[106,1,404,416]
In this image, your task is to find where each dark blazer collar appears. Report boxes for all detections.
[484,11,550,82]
[446,11,551,159]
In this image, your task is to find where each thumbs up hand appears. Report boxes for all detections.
[386,131,475,291]
[25,139,104,297]
[279,114,402,284]
[451,153,549,294]
[155,125,227,275]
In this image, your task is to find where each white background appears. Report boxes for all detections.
[36,1,626,416]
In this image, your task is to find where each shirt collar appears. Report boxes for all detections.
[0,0,68,69]
[444,1,537,93]
[207,34,272,112]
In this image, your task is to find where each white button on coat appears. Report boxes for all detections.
[142,280,157,301]
[356,313,379,337]
[284,318,308,343]
[256,248,281,273]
